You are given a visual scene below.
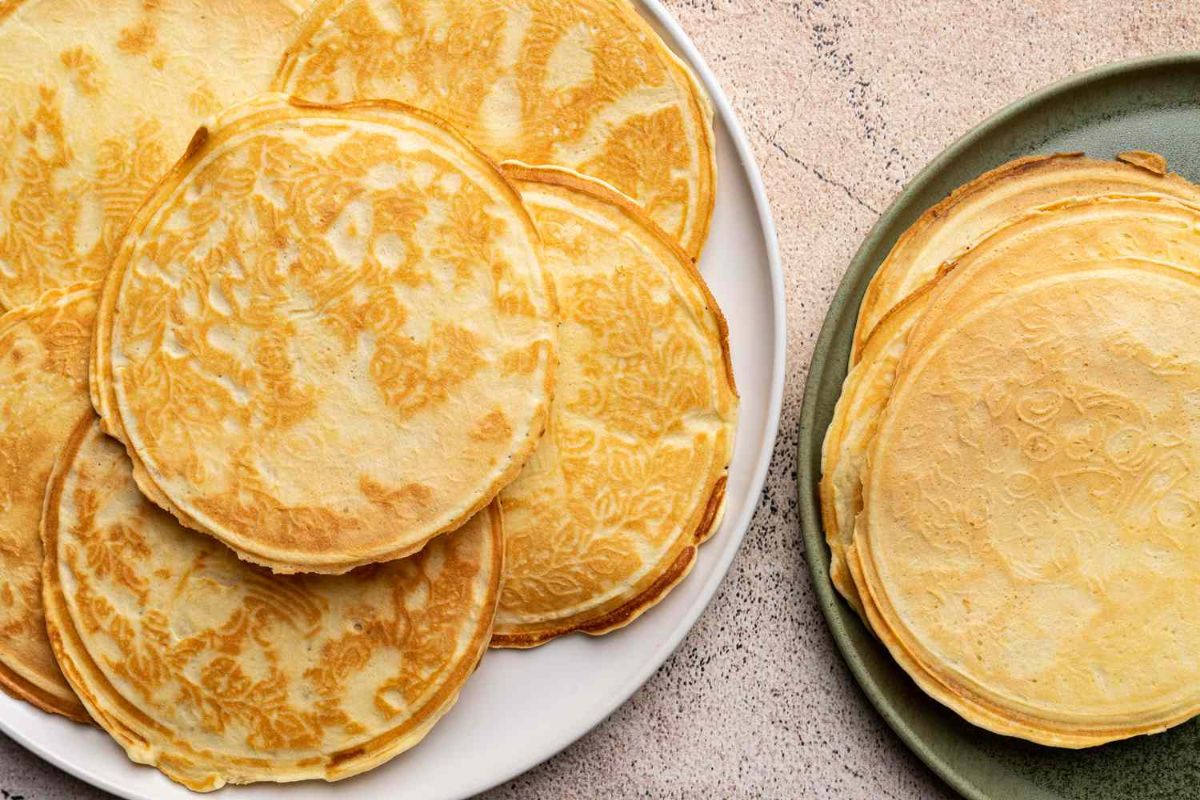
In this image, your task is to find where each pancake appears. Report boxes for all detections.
[854,259,1200,746]
[819,282,933,614]
[0,0,303,311]
[274,0,716,258]
[491,165,736,648]
[42,416,502,790]
[905,194,1200,354]
[849,152,1200,364]
[93,94,555,574]
[822,194,1200,614]
[0,284,94,721]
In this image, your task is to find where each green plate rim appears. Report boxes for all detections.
[796,51,1200,800]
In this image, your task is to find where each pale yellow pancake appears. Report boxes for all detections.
[491,165,736,648]
[93,94,555,574]
[905,194,1200,354]
[855,259,1200,746]
[822,194,1200,614]
[819,282,933,614]
[274,0,716,257]
[849,152,1200,364]
[43,416,503,790]
[0,0,303,310]
[0,283,94,722]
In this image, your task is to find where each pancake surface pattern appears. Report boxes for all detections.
[858,262,1200,746]
[0,284,94,720]
[96,95,554,573]
[43,418,503,790]
[0,0,302,310]
[492,166,736,647]
[275,0,716,257]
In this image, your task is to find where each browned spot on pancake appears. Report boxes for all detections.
[359,477,434,521]
[117,20,157,55]
[471,410,512,442]
[501,340,549,375]
[497,287,537,317]
[59,47,102,95]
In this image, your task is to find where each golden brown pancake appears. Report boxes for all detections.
[855,258,1200,746]
[491,165,736,648]
[274,0,716,257]
[93,94,555,574]
[850,152,1200,364]
[0,283,94,721]
[43,416,503,790]
[0,0,303,310]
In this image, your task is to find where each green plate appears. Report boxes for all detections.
[798,53,1200,800]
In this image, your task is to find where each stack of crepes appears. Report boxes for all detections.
[821,151,1200,747]
[0,0,738,790]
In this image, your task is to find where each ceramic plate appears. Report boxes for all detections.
[0,3,785,798]
[799,54,1200,800]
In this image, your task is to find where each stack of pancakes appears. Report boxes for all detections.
[821,152,1200,747]
[0,0,738,790]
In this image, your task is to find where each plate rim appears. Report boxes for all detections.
[797,51,1200,800]
[0,1,787,797]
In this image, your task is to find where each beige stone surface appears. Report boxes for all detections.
[2,1,1199,798]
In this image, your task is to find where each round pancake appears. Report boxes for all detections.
[94,94,555,574]
[0,0,303,311]
[274,0,716,258]
[491,165,736,648]
[0,283,95,721]
[855,260,1200,747]
[821,194,1200,615]
[849,152,1200,364]
[43,416,503,790]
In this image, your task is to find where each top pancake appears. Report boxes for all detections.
[849,152,1200,363]
[43,416,502,790]
[856,259,1200,746]
[822,193,1200,614]
[0,0,303,311]
[0,283,94,721]
[492,165,736,647]
[274,0,716,258]
[94,94,556,574]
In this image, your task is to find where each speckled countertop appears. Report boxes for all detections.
[4,2,1199,798]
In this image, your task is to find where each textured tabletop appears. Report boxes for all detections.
[3,1,1198,798]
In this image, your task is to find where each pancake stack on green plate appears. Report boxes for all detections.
[821,151,1200,747]
[0,0,740,790]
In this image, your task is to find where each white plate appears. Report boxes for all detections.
[0,3,785,796]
